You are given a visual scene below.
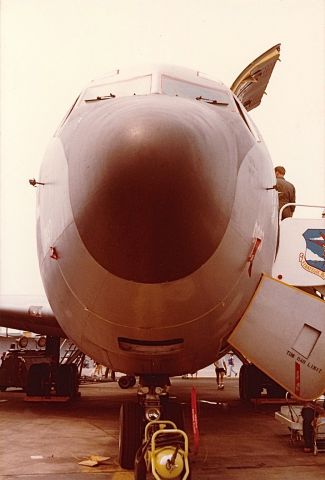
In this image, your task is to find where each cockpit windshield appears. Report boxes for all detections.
[78,71,230,107]
[161,75,229,105]
[81,75,152,102]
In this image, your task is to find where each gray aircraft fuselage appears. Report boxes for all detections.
[36,65,278,376]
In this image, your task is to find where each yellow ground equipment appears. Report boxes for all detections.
[134,420,190,479]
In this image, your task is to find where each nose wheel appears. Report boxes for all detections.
[118,401,144,469]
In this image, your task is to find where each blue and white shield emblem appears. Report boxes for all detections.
[299,229,325,280]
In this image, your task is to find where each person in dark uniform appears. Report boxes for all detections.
[274,166,296,219]
[301,399,325,452]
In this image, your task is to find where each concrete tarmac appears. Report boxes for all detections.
[1,376,325,479]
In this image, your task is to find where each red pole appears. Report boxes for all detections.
[191,387,199,453]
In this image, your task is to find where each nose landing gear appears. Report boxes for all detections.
[118,375,191,478]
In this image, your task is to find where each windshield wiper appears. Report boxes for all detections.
[196,96,228,105]
[85,93,116,102]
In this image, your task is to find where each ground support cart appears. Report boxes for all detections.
[275,403,325,455]
[134,420,190,479]
[275,405,303,446]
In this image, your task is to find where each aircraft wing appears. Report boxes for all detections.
[231,44,281,111]
[0,295,66,338]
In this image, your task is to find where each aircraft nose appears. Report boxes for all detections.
[69,96,238,283]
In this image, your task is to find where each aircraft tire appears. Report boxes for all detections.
[26,363,51,396]
[129,375,137,387]
[160,403,190,479]
[239,364,248,400]
[267,383,287,398]
[56,364,79,397]
[162,402,185,431]
[186,458,192,479]
[134,450,147,480]
[118,375,136,389]
[239,364,261,401]
[239,364,245,400]
[119,401,144,469]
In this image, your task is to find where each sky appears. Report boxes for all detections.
[1,0,324,295]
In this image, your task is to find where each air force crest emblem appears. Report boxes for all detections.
[299,229,325,280]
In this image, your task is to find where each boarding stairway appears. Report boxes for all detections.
[60,339,85,378]
[229,203,325,401]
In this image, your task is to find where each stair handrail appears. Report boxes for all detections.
[279,203,325,224]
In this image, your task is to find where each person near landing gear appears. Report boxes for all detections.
[302,400,325,453]
[214,358,227,389]
[227,353,237,377]
[104,367,116,381]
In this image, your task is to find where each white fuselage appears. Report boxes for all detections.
[36,65,278,375]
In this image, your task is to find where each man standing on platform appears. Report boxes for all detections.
[274,166,296,220]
